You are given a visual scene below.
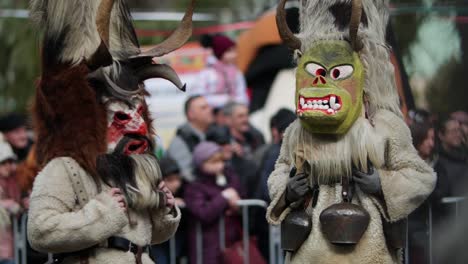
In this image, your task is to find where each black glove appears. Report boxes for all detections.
[353,166,382,195]
[285,168,310,204]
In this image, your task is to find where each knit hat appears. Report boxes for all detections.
[0,141,17,163]
[193,141,221,167]
[159,156,181,177]
[0,113,26,133]
[201,34,235,60]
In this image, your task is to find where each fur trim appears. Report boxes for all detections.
[32,63,107,177]
[30,0,140,65]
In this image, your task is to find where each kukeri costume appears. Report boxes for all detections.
[266,0,436,263]
[27,1,194,263]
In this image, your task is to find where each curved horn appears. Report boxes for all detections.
[134,0,195,59]
[87,0,115,70]
[349,0,363,51]
[276,0,301,50]
[96,0,115,46]
[137,64,186,92]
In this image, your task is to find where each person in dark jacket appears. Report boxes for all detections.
[434,117,468,199]
[432,116,468,264]
[184,142,243,264]
[167,95,214,182]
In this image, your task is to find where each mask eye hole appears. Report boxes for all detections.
[330,65,354,80]
[305,63,327,77]
[114,111,131,124]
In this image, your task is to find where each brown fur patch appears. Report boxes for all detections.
[32,63,107,179]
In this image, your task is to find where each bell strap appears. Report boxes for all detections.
[62,158,90,206]
[342,174,351,203]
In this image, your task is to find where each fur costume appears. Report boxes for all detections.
[266,0,436,263]
[27,0,194,263]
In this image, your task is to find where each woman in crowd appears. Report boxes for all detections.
[184,142,243,264]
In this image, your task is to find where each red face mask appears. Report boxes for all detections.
[105,97,149,154]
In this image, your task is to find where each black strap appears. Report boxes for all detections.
[51,237,150,263]
[107,236,150,255]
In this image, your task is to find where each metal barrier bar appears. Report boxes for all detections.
[196,221,203,264]
[242,206,249,264]
[13,214,27,264]
[169,234,176,264]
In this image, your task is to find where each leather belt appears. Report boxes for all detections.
[52,237,150,264]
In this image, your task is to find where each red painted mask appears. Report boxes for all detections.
[105,96,149,154]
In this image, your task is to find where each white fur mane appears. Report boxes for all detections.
[285,118,386,184]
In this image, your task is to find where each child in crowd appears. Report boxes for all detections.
[152,156,186,264]
[185,142,243,264]
[0,141,21,264]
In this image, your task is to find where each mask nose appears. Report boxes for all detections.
[123,117,148,136]
[313,76,327,85]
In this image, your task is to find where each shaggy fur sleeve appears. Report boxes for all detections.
[266,122,296,225]
[372,110,436,222]
[150,206,181,245]
[27,158,128,253]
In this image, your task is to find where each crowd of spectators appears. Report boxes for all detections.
[0,32,467,264]
[407,109,468,264]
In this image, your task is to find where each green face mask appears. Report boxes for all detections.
[295,40,365,135]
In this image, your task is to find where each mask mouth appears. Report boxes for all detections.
[297,94,342,116]
[124,139,149,155]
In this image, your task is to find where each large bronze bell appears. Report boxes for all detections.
[320,175,370,245]
[281,209,312,251]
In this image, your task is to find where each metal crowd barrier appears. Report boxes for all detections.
[167,199,283,264]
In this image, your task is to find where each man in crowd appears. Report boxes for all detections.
[223,102,264,160]
[168,95,214,182]
[451,111,468,149]
[0,113,33,161]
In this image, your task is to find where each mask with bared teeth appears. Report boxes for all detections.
[295,41,365,134]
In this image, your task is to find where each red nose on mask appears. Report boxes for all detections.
[313,76,327,85]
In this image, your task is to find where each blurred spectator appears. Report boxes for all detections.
[184,142,242,264]
[451,111,468,148]
[408,120,436,264]
[206,125,258,198]
[410,121,436,165]
[223,102,265,158]
[252,108,296,259]
[167,95,214,182]
[191,34,249,108]
[0,141,21,264]
[152,156,186,264]
[434,116,468,198]
[0,113,33,161]
[255,108,296,203]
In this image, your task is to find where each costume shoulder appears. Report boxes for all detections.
[31,157,79,207]
[373,109,412,145]
[371,110,436,221]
